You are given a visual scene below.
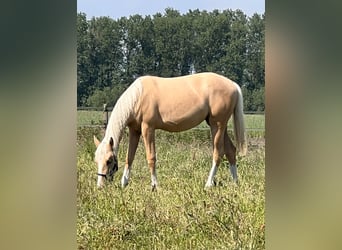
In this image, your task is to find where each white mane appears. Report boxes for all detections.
[103,79,142,154]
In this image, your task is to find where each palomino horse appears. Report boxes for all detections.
[94,72,247,190]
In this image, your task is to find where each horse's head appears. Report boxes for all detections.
[93,135,118,188]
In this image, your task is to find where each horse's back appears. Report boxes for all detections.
[138,73,239,131]
[140,72,237,97]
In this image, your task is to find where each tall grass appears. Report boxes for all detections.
[77,126,265,249]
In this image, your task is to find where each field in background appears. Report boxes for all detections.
[77,110,264,130]
[77,113,265,249]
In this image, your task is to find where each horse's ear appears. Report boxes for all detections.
[109,137,114,147]
[94,135,101,147]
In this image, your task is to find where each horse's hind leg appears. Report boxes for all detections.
[224,130,238,182]
[121,128,141,187]
[205,124,225,187]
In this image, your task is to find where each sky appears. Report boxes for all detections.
[77,0,265,19]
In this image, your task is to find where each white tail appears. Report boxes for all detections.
[233,85,247,156]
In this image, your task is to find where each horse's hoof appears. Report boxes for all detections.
[205,180,216,188]
[151,184,157,192]
[121,181,128,188]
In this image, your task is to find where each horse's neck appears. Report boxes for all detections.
[104,102,130,155]
[103,79,142,155]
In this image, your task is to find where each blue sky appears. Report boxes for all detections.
[77,0,265,19]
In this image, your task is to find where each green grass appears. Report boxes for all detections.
[77,126,265,249]
[77,110,104,126]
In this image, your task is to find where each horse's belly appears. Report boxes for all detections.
[155,98,207,131]
[159,120,202,132]
[158,109,207,132]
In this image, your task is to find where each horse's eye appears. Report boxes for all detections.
[106,159,112,165]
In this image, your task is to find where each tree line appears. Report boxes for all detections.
[77,8,264,111]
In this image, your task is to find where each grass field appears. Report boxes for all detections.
[77,110,264,130]
[77,114,265,249]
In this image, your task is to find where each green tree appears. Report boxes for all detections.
[154,8,186,76]
[86,84,127,107]
[244,13,265,90]
[77,12,90,106]
[119,14,156,83]
[87,16,123,91]
[77,9,265,110]
[242,85,264,111]
[219,10,248,83]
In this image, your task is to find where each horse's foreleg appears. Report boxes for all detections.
[205,125,225,187]
[121,128,140,187]
[142,124,157,191]
[224,130,238,183]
